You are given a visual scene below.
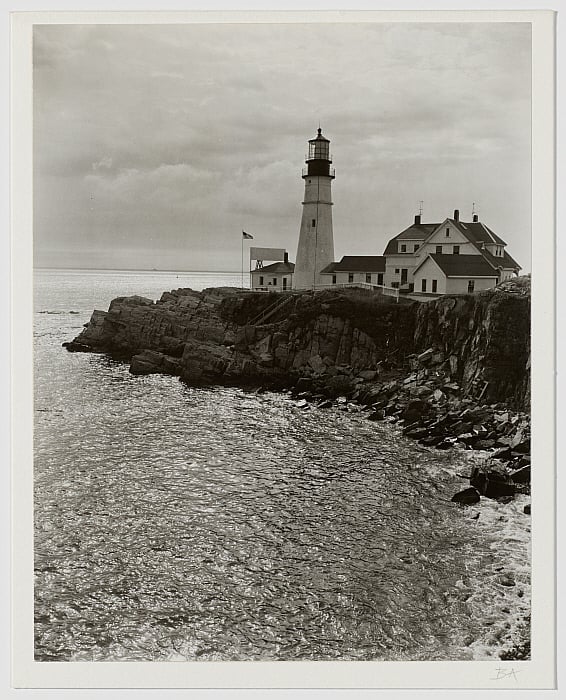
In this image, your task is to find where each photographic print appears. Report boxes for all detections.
[11,9,556,690]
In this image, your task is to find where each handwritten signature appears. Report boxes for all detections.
[491,666,522,682]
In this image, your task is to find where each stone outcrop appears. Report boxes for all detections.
[65,278,531,497]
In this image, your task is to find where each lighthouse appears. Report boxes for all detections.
[293,128,335,290]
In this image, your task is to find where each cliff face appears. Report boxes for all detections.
[66,278,530,409]
[414,282,530,408]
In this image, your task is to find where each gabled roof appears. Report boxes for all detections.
[251,261,295,274]
[417,254,499,277]
[320,255,386,274]
[383,223,439,254]
[451,220,507,246]
[481,248,521,271]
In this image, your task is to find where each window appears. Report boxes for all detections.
[259,276,264,286]
[400,244,407,253]
[414,244,420,252]
[311,219,316,227]
[445,228,450,237]
[467,280,475,293]
[332,274,337,284]
[453,245,460,255]
[432,279,437,293]
[348,273,354,283]
[365,273,372,283]
[377,273,384,286]
[392,282,399,289]
[421,279,427,292]
[436,246,442,254]
[273,278,278,286]
[395,268,400,274]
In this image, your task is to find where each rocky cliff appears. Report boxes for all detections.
[65,278,530,411]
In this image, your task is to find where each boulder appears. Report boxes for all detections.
[401,399,432,424]
[451,488,481,505]
[510,465,531,484]
[367,410,385,421]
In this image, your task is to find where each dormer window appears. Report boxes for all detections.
[400,244,407,253]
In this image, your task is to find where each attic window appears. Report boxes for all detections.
[414,244,420,252]
[445,228,450,237]
[400,244,407,253]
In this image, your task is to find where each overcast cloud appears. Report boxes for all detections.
[33,22,531,271]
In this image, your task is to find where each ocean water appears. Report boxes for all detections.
[33,269,530,662]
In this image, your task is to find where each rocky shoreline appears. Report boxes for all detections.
[65,276,531,511]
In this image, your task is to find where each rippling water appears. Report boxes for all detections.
[34,269,530,662]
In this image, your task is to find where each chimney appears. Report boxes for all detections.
[472,214,479,222]
[284,251,289,264]
[414,214,421,225]
[453,209,460,222]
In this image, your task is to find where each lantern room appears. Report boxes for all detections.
[303,127,335,178]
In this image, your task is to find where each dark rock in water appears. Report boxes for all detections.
[512,439,531,454]
[470,468,516,499]
[295,377,313,392]
[484,479,516,500]
[496,573,516,587]
[318,400,333,409]
[451,487,481,505]
[524,504,531,515]
[401,399,432,424]
[510,465,531,484]
[492,446,513,461]
[368,410,385,421]
[404,427,430,439]
[420,435,445,447]
[496,495,515,504]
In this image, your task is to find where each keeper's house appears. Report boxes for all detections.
[383,209,520,296]
[320,256,385,286]
[319,209,520,298]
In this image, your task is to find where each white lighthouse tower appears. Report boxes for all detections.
[293,128,335,290]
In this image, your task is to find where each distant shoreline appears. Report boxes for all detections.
[33,267,241,275]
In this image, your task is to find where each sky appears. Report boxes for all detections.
[33,22,532,272]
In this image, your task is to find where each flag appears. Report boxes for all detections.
[242,231,253,240]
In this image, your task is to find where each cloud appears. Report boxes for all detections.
[33,22,532,272]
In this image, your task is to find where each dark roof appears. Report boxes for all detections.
[427,254,499,277]
[309,127,329,142]
[452,220,507,246]
[481,248,522,271]
[384,217,509,256]
[383,224,439,254]
[251,261,295,274]
[320,255,386,274]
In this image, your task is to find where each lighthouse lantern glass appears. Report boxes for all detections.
[309,140,330,161]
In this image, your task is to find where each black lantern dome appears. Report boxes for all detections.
[303,128,335,179]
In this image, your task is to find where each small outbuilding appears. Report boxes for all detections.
[250,255,295,291]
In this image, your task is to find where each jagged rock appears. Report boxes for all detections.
[368,410,385,421]
[510,465,531,484]
[401,399,432,423]
[451,488,481,505]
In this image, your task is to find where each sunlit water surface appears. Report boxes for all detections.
[33,269,530,662]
